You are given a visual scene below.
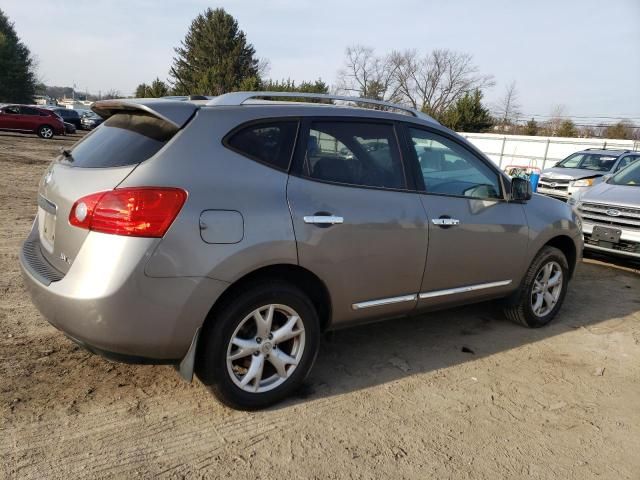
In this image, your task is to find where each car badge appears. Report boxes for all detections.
[605,209,621,217]
[549,182,557,188]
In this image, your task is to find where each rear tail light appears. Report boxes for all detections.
[69,187,187,237]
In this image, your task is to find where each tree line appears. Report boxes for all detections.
[1,6,637,139]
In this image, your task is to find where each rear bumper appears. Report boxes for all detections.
[20,227,228,360]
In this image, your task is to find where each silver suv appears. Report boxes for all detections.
[20,92,582,409]
[575,159,640,259]
[537,149,640,201]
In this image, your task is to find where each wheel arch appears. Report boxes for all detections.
[542,235,578,278]
[203,263,332,334]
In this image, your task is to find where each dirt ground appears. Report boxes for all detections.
[1,131,639,479]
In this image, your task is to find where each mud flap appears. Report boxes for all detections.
[176,327,200,382]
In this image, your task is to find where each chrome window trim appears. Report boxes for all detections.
[419,280,512,299]
[352,294,417,310]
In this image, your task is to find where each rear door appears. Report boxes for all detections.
[287,118,428,326]
[402,125,528,308]
[19,106,42,132]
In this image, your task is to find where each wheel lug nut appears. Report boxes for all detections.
[268,334,273,340]
[256,337,262,344]
[253,351,259,356]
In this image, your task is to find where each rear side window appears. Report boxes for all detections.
[303,121,405,189]
[20,107,39,115]
[226,121,298,170]
[66,112,178,168]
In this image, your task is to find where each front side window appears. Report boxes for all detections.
[3,106,20,115]
[304,121,405,189]
[408,127,501,199]
[609,159,640,186]
[615,155,640,172]
[226,121,298,170]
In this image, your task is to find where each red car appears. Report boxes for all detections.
[0,104,65,139]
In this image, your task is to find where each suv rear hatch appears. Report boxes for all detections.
[36,99,197,274]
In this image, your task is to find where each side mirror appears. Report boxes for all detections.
[511,177,532,202]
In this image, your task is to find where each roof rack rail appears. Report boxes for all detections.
[584,147,629,152]
[206,91,437,123]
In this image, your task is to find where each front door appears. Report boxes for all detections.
[403,125,529,308]
[287,119,428,326]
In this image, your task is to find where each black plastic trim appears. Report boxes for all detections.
[65,334,179,365]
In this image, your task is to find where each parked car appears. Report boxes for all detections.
[537,149,640,201]
[63,121,77,135]
[574,159,640,259]
[46,107,83,129]
[0,104,65,139]
[20,92,582,409]
[80,111,104,130]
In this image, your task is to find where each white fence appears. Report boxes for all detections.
[458,132,640,170]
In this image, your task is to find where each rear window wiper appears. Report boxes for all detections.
[59,147,74,162]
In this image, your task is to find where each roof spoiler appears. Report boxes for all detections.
[92,98,198,129]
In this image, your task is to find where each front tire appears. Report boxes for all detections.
[196,282,320,410]
[38,125,54,139]
[504,246,569,328]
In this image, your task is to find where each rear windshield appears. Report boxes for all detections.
[65,112,178,168]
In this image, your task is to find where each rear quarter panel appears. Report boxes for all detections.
[123,107,299,282]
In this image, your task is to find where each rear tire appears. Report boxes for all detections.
[196,282,320,410]
[38,125,54,139]
[503,246,569,328]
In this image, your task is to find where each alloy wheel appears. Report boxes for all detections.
[226,304,306,393]
[531,261,563,317]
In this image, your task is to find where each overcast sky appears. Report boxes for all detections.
[3,0,639,123]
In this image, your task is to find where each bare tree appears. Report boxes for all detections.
[392,49,494,116]
[256,58,271,79]
[335,46,493,117]
[335,45,402,101]
[544,104,567,135]
[494,81,521,127]
[102,89,121,100]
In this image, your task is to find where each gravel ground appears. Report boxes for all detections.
[1,131,639,479]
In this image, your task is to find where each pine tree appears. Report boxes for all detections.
[135,83,149,98]
[556,120,577,137]
[260,78,329,101]
[438,89,493,132]
[170,8,259,95]
[0,9,36,103]
[525,118,539,136]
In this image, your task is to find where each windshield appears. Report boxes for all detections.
[609,159,640,186]
[556,153,619,172]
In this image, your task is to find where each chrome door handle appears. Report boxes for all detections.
[303,215,344,225]
[431,218,460,226]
